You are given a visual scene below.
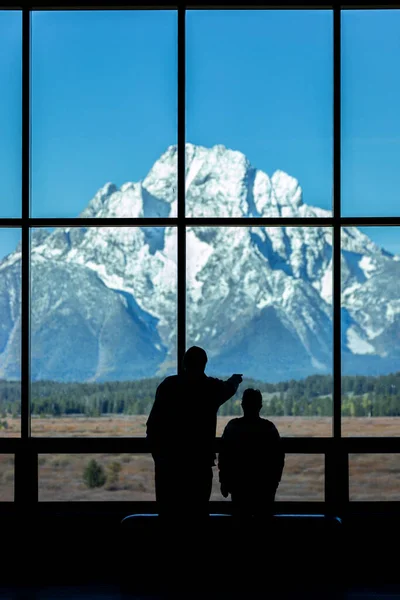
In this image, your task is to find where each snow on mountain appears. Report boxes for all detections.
[0,143,399,382]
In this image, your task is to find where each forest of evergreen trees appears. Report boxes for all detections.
[1,372,400,418]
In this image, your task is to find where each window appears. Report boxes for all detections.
[349,454,400,500]
[0,11,21,218]
[342,10,400,217]
[0,455,14,501]
[0,228,21,437]
[275,454,324,502]
[187,226,333,436]
[0,5,398,510]
[39,454,155,501]
[341,226,400,436]
[30,226,177,436]
[186,10,333,217]
[31,11,177,218]
[209,454,324,502]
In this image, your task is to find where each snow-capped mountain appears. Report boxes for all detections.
[1,143,399,382]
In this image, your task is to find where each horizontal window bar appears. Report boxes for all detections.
[20,218,180,227]
[15,3,399,10]
[3,217,400,228]
[340,3,400,8]
[0,220,22,227]
[340,217,400,226]
[17,501,331,513]
[0,441,19,453]
[3,217,338,227]
[7,437,332,453]
[183,3,334,8]
[344,501,400,513]
[178,218,336,226]
[2,437,400,453]
[19,4,178,10]
[190,3,400,8]
[18,3,398,10]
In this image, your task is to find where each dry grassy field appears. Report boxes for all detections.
[0,416,399,502]
[2,415,400,438]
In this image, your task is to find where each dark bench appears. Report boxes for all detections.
[120,512,343,594]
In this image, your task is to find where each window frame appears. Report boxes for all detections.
[0,1,399,513]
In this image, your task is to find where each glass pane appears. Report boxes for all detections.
[0,455,14,501]
[342,227,400,436]
[342,10,400,216]
[187,227,333,436]
[276,454,324,501]
[39,453,324,503]
[0,11,21,218]
[0,229,21,437]
[350,454,400,501]
[39,454,155,501]
[31,227,177,436]
[31,11,177,218]
[211,454,324,502]
[186,10,332,217]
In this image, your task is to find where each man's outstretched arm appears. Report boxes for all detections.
[215,373,243,407]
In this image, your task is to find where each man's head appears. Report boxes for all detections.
[182,346,208,375]
[241,388,263,417]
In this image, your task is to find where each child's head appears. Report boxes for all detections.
[241,388,262,416]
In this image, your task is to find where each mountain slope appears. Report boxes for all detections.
[0,143,399,381]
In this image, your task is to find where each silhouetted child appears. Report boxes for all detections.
[218,388,285,518]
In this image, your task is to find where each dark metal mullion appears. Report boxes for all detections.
[30,2,179,9]
[16,216,400,228]
[21,8,31,441]
[17,436,335,454]
[28,218,179,227]
[23,2,398,10]
[190,2,400,7]
[341,217,400,226]
[333,5,341,441]
[26,217,336,227]
[16,7,38,507]
[333,6,349,511]
[177,6,186,375]
[3,436,400,456]
[0,439,19,453]
[9,215,400,230]
[0,219,24,227]
[27,2,335,9]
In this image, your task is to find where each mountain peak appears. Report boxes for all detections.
[79,144,309,220]
[271,170,303,209]
[80,182,118,218]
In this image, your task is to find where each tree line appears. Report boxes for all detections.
[1,372,400,418]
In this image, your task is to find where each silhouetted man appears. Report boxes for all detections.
[146,346,243,518]
[218,388,285,518]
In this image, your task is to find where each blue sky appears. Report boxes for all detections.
[342,10,400,218]
[1,9,400,258]
[0,228,21,260]
[31,10,177,219]
[187,10,333,210]
[0,11,21,219]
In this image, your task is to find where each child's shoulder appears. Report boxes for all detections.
[224,417,243,429]
[260,417,280,433]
